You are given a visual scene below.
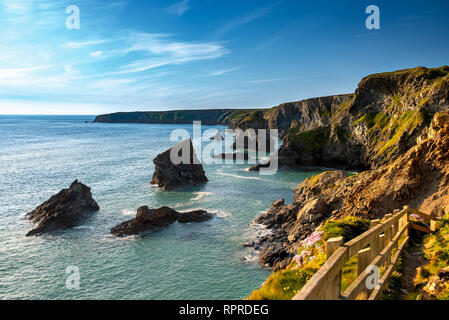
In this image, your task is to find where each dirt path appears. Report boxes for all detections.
[398,244,424,299]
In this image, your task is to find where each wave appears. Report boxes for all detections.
[73,225,95,230]
[216,171,263,181]
[121,209,136,216]
[192,192,214,201]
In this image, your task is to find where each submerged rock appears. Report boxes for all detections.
[111,206,214,237]
[26,180,100,236]
[150,139,208,190]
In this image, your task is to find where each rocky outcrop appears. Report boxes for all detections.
[111,206,213,237]
[421,267,449,300]
[251,111,449,269]
[26,180,100,236]
[276,66,449,170]
[151,139,208,190]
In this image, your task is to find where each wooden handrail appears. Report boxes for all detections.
[293,206,440,300]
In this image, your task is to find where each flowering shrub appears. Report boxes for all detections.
[302,230,324,248]
[293,250,311,268]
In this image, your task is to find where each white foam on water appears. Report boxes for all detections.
[73,225,95,230]
[121,209,135,216]
[192,192,214,201]
[216,171,263,181]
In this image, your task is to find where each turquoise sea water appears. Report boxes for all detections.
[0,115,321,300]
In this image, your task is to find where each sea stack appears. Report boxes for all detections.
[111,206,214,237]
[26,180,100,236]
[151,139,208,190]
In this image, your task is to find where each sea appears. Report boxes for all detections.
[0,115,322,299]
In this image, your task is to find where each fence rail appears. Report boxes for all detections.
[293,206,440,300]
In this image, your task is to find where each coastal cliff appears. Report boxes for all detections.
[95,66,449,172]
[237,66,449,170]
[94,109,264,126]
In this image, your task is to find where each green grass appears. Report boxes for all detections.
[407,213,449,300]
[322,216,370,242]
[288,127,329,152]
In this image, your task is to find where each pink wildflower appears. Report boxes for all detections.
[303,231,324,248]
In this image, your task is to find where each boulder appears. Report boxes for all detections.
[151,139,208,190]
[26,180,100,236]
[111,206,214,237]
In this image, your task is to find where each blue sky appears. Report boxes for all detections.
[0,0,448,114]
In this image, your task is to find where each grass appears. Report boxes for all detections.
[287,127,329,153]
[322,216,370,242]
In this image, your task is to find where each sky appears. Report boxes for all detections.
[0,0,448,115]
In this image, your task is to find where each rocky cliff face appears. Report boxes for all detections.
[232,66,449,170]
[278,66,449,170]
[252,111,449,270]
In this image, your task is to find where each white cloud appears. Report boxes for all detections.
[89,51,103,57]
[63,40,110,49]
[217,1,282,37]
[166,0,190,16]
[113,33,229,74]
[211,68,239,76]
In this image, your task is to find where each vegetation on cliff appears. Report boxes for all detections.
[247,216,369,300]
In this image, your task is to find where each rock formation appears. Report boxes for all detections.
[94,66,449,172]
[26,180,100,236]
[252,111,449,270]
[151,139,208,190]
[111,206,214,237]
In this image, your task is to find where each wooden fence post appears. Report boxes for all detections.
[357,247,371,299]
[369,219,381,262]
[325,237,344,300]
[326,237,344,259]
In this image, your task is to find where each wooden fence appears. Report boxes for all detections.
[293,206,440,300]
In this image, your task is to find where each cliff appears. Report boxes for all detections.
[252,111,449,271]
[95,66,449,172]
[94,109,266,126]
[235,66,449,170]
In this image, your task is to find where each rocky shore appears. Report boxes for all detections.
[250,111,449,270]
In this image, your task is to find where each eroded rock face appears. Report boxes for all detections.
[421,267,449,300]
[150,139,208,190]
[26,180,100,236]
[251,112,449,269]
[111,206,213,237]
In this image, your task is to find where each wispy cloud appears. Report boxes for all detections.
[210,67,240,76]
[63,40,111,49]
[89,51,103,58]
[166,0,190,16]
[112,33,229,74]
[217,1,282,37]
